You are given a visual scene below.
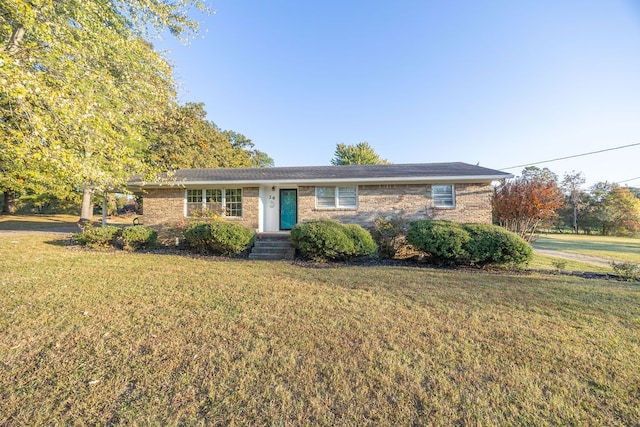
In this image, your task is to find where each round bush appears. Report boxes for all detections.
[291,220,355,261]
[74,225,121,249]
[121,225,158,251]
[184,221,255,256]
[462,223,532,267]
[406,220,470,264]
[343,224,378,257]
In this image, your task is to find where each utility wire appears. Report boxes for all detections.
[617,176,640,184]
[500,142,640,170]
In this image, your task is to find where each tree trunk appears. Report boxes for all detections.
[573,202,578,234]
[6,24,25,53]
[80,187,93,223]
[2,190,17,214]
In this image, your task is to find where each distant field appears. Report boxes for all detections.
[534,234,640,264]
[1,233,638,425]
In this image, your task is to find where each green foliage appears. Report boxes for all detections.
[121,225,158,251]
[330,142,388,165]
[550,259,568,272]
[611,262,640,282]
[370,217,410,258]
[74,226,121,249]
[343,224,378,257]
[183,221,255,256]
[462,223,533,267]
[407,220,532,267]
[146,102,255,170]
[291,220,354,261]
[291,220,376,261]
[0,0,209,216]
[407,220,470,265]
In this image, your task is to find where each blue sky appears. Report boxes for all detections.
[157,0,640,186]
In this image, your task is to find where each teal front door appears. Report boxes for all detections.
[279,189,297,230]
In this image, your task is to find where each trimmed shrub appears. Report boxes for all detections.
[121,225,158,251]
[343,224,378,257]
[370,216,409,258]
[291,220,376,261]
[462,223,532,267]
[183,221,255,256]
[291,220,354,261]
[406,220,470,264]
[74,225,121,249]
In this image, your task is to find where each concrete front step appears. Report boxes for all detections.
[249,251,295,261]
[252,241,293,249]
[249,233,295,260]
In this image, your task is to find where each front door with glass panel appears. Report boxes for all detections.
[279,189,297,230]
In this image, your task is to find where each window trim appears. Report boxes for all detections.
[431,184,455,208]
[184,188,243,218]
[315,186,358,209]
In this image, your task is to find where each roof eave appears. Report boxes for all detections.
[128,174,513,189]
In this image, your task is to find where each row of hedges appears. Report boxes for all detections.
[75,219,531,268]
[74,225,157,251]
[75,221,256,256]
[407,220,532,266]
[292,219,531,266]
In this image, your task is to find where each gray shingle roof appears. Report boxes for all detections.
[130,162,511,187]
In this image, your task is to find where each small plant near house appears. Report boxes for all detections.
[291,220,377,261]
[121,225,158,251]
[183,221,255,256]
[370,216,410,258]
[551,259,568,272]
[462,223,533,267]
[611,261,640,282]
[343,224,378,257]
[407,220,470,265]
[74,225,121,249]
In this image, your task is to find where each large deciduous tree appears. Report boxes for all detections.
[147,102,252,170]
[146,102,274,170]
[492,169,564,241]
[587,183,640,236]
[331,142,388,165]
[1,0,208,220]
[561,171,586,234]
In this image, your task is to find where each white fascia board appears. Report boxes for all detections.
[130,174,512,189]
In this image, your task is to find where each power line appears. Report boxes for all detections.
[500,142,640,170]
[617,176,640,185]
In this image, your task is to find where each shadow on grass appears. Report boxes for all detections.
[44,237,77,247]
[0,220,81,231]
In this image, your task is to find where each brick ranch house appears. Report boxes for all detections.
[128,162,512,232]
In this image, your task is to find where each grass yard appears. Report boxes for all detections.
[534,234,640,264]
[0,214,136,232]
[528,253,613,273]
[0,214,81,231]
[1,233,639,425]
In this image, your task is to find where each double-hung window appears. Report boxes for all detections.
[315,186,357,209]
[186,188,243,217]
[432,184,455,208]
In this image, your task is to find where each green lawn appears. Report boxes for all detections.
[0,214,81,231]
[527,253,613,273]
[1,234,639,425]
[533,233,640,264]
